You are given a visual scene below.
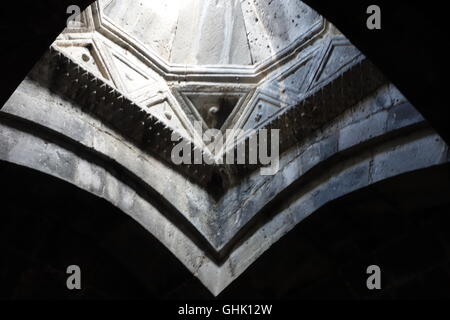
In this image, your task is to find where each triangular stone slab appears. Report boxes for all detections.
[186,94,240,130]
[316,44,360,83]
[242,94,282,131]
[308,37,361,90]
[147,99,190,138]
[56,41,111,81]
[111,56,154,94]
[175,90,252,134]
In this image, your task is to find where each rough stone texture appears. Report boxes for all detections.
[215,85,437,251]
[1,79,219,249]
[44,21,383,191]
[1,0,447,296]
[170,0,252,65]
[0,119,219,293]
[2,79,447,295]
[240,0,322,64]
[103,0,180,62]
[101,0,321,66]
[339,111,388,151]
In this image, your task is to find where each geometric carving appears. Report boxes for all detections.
[109,53,161,103]
[269,48,319,100]
[113,57,151,93]
[7,0,391,298]
[242,91,283,131]
[240,0,322,65]
[147,98,190,138]
[93,0,325,82]
[55,40,112,81]
[185,94,240,130]
[308,36,362,90]
[278,60,313,94]
[174,88,253,133]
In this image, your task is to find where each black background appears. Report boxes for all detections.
[1,0,448,143]
[0,0,449,312]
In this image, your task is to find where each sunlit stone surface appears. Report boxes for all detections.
[1,0,446,296]
[103,0,321,66]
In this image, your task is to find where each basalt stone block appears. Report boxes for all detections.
[300,133,338,173]
[1,0,446,297]
[387,102,425,132]
[312,160,370,209]
[339,111,388,151]
[371,134,447,184]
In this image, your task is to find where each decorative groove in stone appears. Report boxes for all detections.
[30,42,386,195]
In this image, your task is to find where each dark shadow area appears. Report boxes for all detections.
[1,0,448,145]
[220,163,450,299]
[0,160,211,299]
[301,0,449,144]
[1,160,450,299]
[0,0,93,108]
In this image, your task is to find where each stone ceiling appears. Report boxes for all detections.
[55,0,338,147]
[2,0,406,296]
[102,0,321,66]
